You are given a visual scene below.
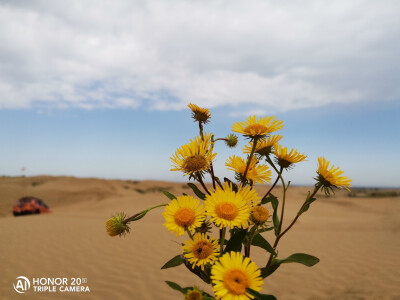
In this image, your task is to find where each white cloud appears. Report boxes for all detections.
[0,0,399,113]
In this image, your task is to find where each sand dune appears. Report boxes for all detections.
[0,176,399,299]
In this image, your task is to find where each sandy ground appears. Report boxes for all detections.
[0,176,399,300]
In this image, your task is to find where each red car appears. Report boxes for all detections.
[13,197,51,216]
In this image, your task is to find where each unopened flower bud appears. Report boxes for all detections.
[225,134,238,148]
[105,212,130,237]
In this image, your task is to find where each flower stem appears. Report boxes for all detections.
[214,138,228,143]
[277,170,287,235]
[210,163,217,190]
[265,185,321,268]
[123,203,167,224]
[261,169,282,201]
[240,137,259,188]
[186,227,194,240]
[198,121,204,140]
[245,225,258,257]
[220,227,226,256]
[197,172,211,195]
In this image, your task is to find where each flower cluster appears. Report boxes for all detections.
[106,103,351,299]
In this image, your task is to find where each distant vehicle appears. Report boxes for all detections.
[13,197,51,216]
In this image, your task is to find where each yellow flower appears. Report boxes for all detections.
[250,206,270,225]
[188,103,211,124]
[226,155,272,185]
[211,251,263,300]
[105,212,130,237]
[163,195,205,236]
[171,132,216,176]
[205,183,251,229]
[237,183,261,207]
[273,144,307,169]
[232,115,283,138]
[243,135,283,156]
[317,157,352,192]
[185,287,204,300]
[182,233,219,271]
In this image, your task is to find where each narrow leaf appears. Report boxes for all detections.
[275,253,320,267]
[224,229,248,253]
[260,193,276,205]
[247,289,277,300]
[270,195,280,236]
[251,234,276,255]
[299,197,317,215]
[214,176,223,188]
[260,263,280,278]
[163,191,176,200]
[182,257,211,284]
[161,255,183,269]
[165,281,185,294]
[187,183,206,200]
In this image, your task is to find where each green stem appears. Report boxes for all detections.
[266,155,280,175]
[123,203,167,224]
[240,137,259,188]
[214,138,228,143]
[199,121,204,140]
[186,228,194,240]
[197,172,211,195]
[261,169,283,202]
[277,169,287,235]
[245,225,258,257]
[220,227,226,256]
[266,184,321,268]
[210,163,217,190]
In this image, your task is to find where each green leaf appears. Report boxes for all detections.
[214,176,223,188]
[161,255,183,269]
[270,195,280,236]
[187,183,206,200]
[224,229,248,253]
[163,191,176,200]
[182,257,212,284]
[165,281,185,294]
[260,263,280,278]
[275,253,320,267]
[247,289,277,300]
[251,234,276,255]
[224,177,238,192]
[260,193,276,205]
[298,197,317,215]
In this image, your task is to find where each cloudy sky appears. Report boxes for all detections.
[1,0,399,187]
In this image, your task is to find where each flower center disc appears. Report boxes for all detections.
[174,208,196,227]
[224,269,249,295]
[215,202,239,221]
[244,124,268,135]
[184,156,208,172]
[193,241,213,259]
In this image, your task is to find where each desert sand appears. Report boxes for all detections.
[0,176,399,300]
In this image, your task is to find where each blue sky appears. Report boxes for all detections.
[1,100,399,187]
[1,0,400,187]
